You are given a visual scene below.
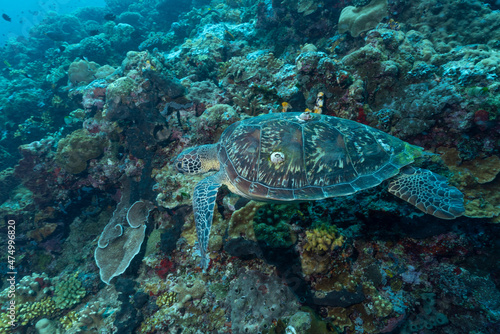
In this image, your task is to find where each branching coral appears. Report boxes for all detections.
[299,224,346,275]
[53,274,86,310]
[74,301,107,333]
[303,225,345,254]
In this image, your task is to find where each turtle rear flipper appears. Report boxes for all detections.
[388,166,464,219]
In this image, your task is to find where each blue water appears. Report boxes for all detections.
[0,0,106,46]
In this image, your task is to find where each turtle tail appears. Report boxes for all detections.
[388,166,465,219]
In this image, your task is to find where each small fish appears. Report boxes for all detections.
[314,92,324,114]
[4,60,11,67]
[88,29,99,36]
[64,116,78,125]
[281,102,292,112]
[104,13,116,21]
[222,24,235,41]
[2,14,11,22]
[387,19,400,31]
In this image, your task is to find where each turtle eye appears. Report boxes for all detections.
[176,161,184,172]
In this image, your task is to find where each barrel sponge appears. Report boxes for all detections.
[338,0,388,37]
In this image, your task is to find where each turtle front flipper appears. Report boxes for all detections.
[388,166,464,219]
[193,171,224,269]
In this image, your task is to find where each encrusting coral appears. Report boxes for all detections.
[55,129,107,174]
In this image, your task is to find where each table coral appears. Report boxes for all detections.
[95,196,153,284]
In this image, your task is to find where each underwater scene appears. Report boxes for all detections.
[1,0,500,333]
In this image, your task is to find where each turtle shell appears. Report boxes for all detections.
[218,112,418,201]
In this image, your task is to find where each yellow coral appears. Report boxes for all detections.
[0,312,14,334]
[156,291,177,308]
[304,226,345,254]
[60,311,78,330]
[18,297,57,326]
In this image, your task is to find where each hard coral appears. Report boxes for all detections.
[253,203,298,248]
[53,275,86,309]
[55,129,107,174]
[338,0,388,37]
[226,270,299,333]
[300,225,345,275]
[67,59,99,86]
[303,225,344,254]
[74,301,108,334]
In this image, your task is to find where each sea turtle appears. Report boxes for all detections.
[175,112,464,268]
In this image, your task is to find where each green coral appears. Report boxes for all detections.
[253,204,298,248]
[53,275,86,310]
[55,129,106,174]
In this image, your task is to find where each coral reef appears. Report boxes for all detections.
[52,274,86,309]
[0,0,499,333]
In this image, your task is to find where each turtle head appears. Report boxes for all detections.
[174,144,220,174]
